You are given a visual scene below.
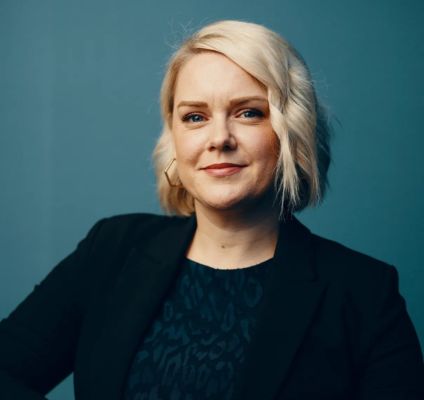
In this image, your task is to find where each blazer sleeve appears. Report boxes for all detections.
[356,264,424,399]
[0,217,109,399]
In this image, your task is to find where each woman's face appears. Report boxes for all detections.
[171,51,279,213]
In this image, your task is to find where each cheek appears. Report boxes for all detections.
[173,133,203,170]
[252,134,279,164]
[253,139,279,186]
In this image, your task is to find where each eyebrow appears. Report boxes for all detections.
[177,96,268,109]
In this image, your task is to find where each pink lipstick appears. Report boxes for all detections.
[203,163,245,177]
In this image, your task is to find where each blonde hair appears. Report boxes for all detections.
[153,20,332,217]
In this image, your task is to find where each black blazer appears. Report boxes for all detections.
[1,213,423,400]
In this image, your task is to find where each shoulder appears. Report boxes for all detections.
[311,233,394,278]
[311,234,406,329]
[308,232,405,346]
[73,213,190,291]
[309,231,400,307]
[96,212,183,236]
[86,212,188,253]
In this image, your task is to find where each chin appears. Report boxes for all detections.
[191,183,275,212]
[195,192,256,212]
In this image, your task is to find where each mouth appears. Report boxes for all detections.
[202,163,246,177]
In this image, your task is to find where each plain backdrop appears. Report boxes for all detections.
[1,0,423,398]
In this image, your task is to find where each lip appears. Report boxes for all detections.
[202,163,246,177]
[204,163,244,169]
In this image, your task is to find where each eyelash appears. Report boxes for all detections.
[181,108,264,123]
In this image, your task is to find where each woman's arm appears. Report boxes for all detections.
[0,217,108,399]
[356,264,424,399]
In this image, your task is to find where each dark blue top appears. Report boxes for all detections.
[123,257,273,400]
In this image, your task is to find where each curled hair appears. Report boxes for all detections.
[153,20,333,218]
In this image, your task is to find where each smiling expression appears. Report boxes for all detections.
[171,51,279,212]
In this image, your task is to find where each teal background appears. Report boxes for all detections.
[1,0,423,398]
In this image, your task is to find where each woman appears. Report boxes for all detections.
[0,20,423,400]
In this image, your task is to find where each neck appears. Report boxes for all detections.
[186,197,281,270]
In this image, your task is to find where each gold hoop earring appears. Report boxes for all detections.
[164,158,184,188]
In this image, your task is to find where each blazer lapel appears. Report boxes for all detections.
[87,214,197,400]
[232,215,328,400]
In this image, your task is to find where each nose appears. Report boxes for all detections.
[206,118,237,151]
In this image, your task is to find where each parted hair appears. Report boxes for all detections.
[153,20,333,217]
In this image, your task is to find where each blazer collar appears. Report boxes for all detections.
[134,212,197,266]
[84,213,327,400]
[137,212,316,282]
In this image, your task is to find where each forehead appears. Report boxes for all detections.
[173,51,266,103]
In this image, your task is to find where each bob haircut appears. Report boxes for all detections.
[153,20,332,218]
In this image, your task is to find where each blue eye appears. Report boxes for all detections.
[182,109,264,123]
[241,109,264,118]
[182,113,204,123]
